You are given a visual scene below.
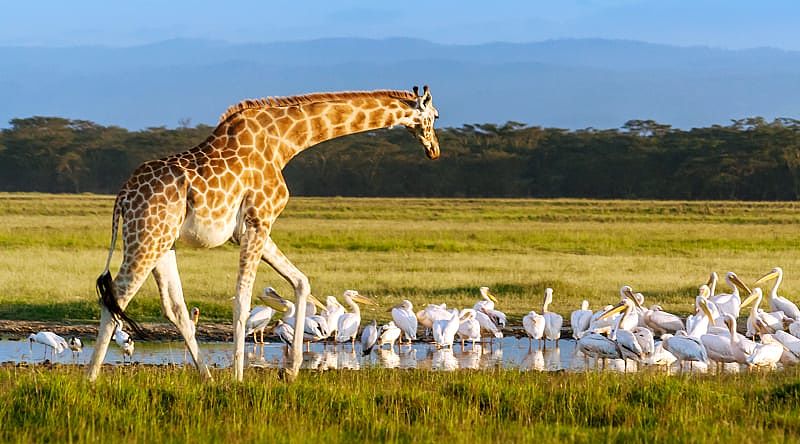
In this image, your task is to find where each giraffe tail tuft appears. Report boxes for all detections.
[96,271,146,338]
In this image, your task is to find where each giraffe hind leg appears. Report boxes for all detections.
[153,250,212,380]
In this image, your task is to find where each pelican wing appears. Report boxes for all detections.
[392,307,418,340]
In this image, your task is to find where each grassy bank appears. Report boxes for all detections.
[1,366,799,443]
[0,193,797,324]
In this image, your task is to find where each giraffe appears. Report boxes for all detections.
[87,86,440,382]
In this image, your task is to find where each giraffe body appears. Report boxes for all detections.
[87,87,440,381]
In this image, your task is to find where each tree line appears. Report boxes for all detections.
[1,116,799,200]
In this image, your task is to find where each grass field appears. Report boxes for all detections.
[2,193,799,442]
[0,193,797,324]
[2,365,800,443]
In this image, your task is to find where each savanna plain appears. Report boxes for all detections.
[1,193,799,443]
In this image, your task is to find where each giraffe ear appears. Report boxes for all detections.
[412,86,420,97]
[421,85,432,106]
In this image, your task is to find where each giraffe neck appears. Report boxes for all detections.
[221,92,417,169]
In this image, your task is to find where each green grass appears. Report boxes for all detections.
[0,193,797,323]
[2,365,800,443]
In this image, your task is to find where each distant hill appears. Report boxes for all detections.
[2,38,799,129]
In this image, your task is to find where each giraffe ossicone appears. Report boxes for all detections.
[86,87,440,382]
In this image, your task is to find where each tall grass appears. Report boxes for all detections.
[0,193,797,323]
[1,366,799,443]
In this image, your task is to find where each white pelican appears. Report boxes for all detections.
[306,299,330,339]
[474,309,503,342]
[378,321,402,351]
[685,285,718,336]
[709,271,750,320]
[323,296,346,340]
[273,320,295,347]
[662,332,707,371]
[597,299,648,370]
[756,267,800,320]
[587,304,615,335]
[576,306,627,368]
[641,305,684,336]
[246,305,278,344]
[700,329,737,371]
[475,287,507,328]
[336,290,377,348]
[773,330,800,364]
[432,309,460,349]
[570,300,593,339]
[522,309,546,346]
[542,288,563,347]
[747,334,784,369]
[456,309,481,348]
[390,300,418,344]
[789,320,800,338]
[643,341,677,368]
[27,331,68,361]
[361,320,379,356]
[261,290,326,347]
[742,288,788,338]
[68,337,83,361]
[113,321,135,364]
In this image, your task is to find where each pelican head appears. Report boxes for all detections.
[27,333,36,343]
[343,290,377,306]
[755,267,783,285]
[459,308,476,321]
[620,285,635,300]
[707,271,718,287]
[479,286,498,304]
[389,299,414,312]
[696,291,715,320]
[724,271,752,295]
[599,297,635,320]
[258,288,290,312]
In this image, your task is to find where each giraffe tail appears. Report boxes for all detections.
[96,196,146,338]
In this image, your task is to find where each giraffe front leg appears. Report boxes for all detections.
[233,225,269,382]
[260,237,311,380]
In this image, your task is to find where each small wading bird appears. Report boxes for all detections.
[113,321,135,364]
[27,331,68,361]
[68,337,83,361]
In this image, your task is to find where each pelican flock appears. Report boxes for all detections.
[25,267,800,374]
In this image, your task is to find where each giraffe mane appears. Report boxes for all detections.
[218,89,417,124]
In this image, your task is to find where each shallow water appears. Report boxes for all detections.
[2,337,746,373]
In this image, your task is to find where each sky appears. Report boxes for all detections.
[2,0,800,50]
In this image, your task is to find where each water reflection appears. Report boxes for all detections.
[0,337,778,374]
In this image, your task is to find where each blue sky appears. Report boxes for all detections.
[2,0,799,49]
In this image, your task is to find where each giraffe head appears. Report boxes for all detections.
[406,85,440,160]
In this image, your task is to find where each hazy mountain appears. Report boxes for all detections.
[2,38,799,129]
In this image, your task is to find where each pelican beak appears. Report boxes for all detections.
[740,291,760,309]
[488,292,499,304]
[728,274,752,295]
[308,294,326,311]
[354,294,378,306]
[599,301,626,320]
[387,303,402,313]
[754,271,780,286]
[706,273,716,286]
[260,292,288,312]
[699,298,714,320]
